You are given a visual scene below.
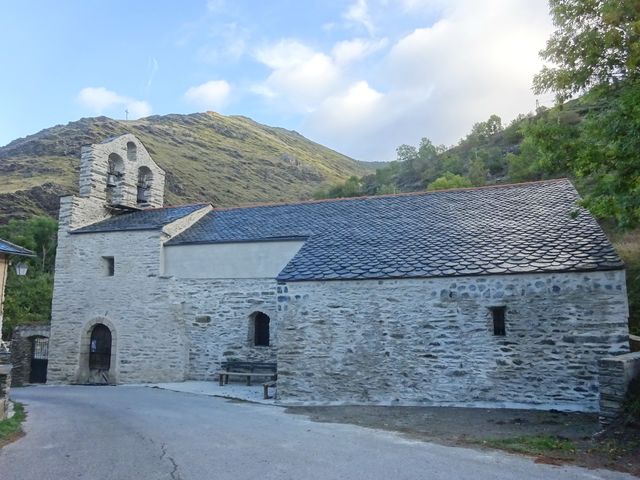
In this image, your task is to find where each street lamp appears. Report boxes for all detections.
[14,262,28,276]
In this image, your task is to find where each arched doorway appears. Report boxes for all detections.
[89,324,112,371]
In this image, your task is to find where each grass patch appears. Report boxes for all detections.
[481,435,576,457]
[0,402,26,446]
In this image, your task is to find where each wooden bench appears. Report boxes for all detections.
[216,361,277,386]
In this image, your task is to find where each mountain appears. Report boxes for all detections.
[0,112,374,223]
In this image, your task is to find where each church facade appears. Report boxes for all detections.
[47,134,630,410]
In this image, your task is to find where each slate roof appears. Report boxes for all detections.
[164,179,623,281]
[71,204,208,234]
[0,238,35,257]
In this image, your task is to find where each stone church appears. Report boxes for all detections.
[48,134,630,411]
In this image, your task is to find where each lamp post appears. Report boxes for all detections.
[14,262,28,276]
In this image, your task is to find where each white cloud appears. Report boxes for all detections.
[253,40,341,111]
[380,0,553,146]
[244,0,553,162]
[196,22,249,64]
[206,0,225,12]
[255,39,316,70]
[299,0,553,161]
[184,80,231,110]
[77,87,152,119]
[344,0,375,34]
[304,84,434,161]
[314,81,383,126]
[332,38,388,66]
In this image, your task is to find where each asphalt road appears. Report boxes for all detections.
[0,386,633,480]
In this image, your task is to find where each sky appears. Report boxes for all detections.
[0,0,555,162]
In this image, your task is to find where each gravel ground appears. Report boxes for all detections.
[285,405,640,476]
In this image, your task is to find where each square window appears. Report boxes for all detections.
[103,256,114,276]
[490,306,506,336]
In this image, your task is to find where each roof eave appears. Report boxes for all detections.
[276,265,626,283]
[165,235,309,247]
[70,226,163,235]
[0,239,36,257]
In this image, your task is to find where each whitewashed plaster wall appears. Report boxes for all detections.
[163,240,305,279]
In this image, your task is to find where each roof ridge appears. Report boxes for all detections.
[210,178,571,213]
[141,202,210,212]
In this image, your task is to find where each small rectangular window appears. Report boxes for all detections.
[103,256,115,276]
[490,306,506,336]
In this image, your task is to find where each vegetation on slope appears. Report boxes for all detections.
[0,112,372,223]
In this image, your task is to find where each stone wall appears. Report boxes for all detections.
[276,270,629,411]
[48,224,189,384]
[598,351,640,426]
[174,278,278,380]
[9,324,50,386]
[78,135,165,209]
[0,254,8,336]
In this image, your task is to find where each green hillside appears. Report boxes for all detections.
[0,112,373,223]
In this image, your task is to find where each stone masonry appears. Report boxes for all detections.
[48,228,189,384]
[174,278,278,380]
[277,270,629,411]
[78,134,164,209]
[598,351,640,426]
[9,324,50,386]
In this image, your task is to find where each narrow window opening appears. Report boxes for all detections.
[137,166,153,205]
[126,141,137,162]
[490,306,506,336]
[103,256,115,276]
[106,153,124,205]
[253,312,270,346]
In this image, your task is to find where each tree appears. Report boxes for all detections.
[0,216,57,274]
[534,0,640,102]
[396,138,443,189]
[533,0,640,228]
[574,82,640,228]
[417,137,439,160]
[427,172,473,191]
[467,115,503,143]
[314,176,364,199]
[0,216,58,338]
[467,157,488,186]
[395,144,419,163]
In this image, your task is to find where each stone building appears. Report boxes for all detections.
[48,134,630,411]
